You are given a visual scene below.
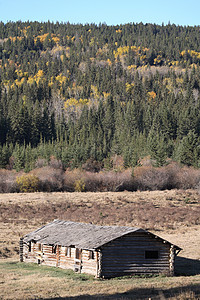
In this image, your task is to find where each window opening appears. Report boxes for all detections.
[88,250,94,260]
[145,250,159,259]
[75,248,80,259]
[28,241,31,252]
[65,247,71,257]
[38,243,42,251]
[52,245,57,254]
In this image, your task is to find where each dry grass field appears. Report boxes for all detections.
[0,190,200,299]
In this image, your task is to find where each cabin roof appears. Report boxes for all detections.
[23,219,181,250]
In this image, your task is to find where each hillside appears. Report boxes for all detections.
[1,22,200,171]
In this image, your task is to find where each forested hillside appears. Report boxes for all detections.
[1,21,200,172]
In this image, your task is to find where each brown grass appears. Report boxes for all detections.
[0,190,200,299]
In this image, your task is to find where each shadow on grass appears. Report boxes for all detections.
[43,284,200,300]
[175,256,200,276]
[42,256,200,299]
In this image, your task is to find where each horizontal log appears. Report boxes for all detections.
[81,266,97,270]
[102,266,170,270]
[102,265,169,270]
[102,264,170,267]
[104,245,169,250]
[102,257,170,262]
[102,268,169,274]
[102,252,169,257]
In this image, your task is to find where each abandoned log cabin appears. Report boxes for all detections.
[20,220,181,278]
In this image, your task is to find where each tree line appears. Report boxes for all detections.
[1,21,200,171]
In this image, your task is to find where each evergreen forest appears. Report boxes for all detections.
[1,21,200,176]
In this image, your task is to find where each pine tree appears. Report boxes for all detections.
[176,130,199,167]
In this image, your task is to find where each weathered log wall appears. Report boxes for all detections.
[81,249,98,275]
[21,231,175,278]
[100,232,171,278]
[22,242,98,276]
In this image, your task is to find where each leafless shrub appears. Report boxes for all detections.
[0,169,19,193]
[1,162,200,193]
[134,163,200,191]
[111,155,125,171]
[64,169,83,192]
[35,158,47,168]
[96,60,108,68]
[63,168,135,192]
[134,166,171,191]
[82,158,102,172]
[173,166,200,189]
[78,61,87,73]
[83,169,135,192]
[49,156,63,169]
[193,88,199,104]
[31,167,64,192]
[7,156,15,170]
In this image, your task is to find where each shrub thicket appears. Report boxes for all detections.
[16,174,39,192]
[0,162,200,193]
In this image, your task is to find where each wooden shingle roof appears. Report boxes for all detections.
[23,220,181,250]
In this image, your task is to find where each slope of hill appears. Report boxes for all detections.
[1,22,200,171]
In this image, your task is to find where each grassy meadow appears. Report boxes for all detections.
[0,190,200,299]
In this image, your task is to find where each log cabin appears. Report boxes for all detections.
[20,220,181,278]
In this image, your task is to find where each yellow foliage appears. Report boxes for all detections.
[16,174,39,193]
[74,179,85,192]
[26,69,45,85]
[27,76,35,85]
[64,98,89,109]
[66,35,75,43]
[180,49,200,60]
[55,74,67,85]
[107,59,112,66]
[103,92,110,99]
[48,76,54,87]
[36,69,44,78]
[116,29,122,33]
[190,63,198,69]
[163,78,176,94]
[125,82,135,92]
[153,55,162,65]
[52,36,60,44]
[34,33,60,44]
[91,85,100,98]
[9,36,23,42]
[127,65,137,70]
[176,77,183,85]
[79,98,89,105]
[120,101,126,107]
[114,45,149,60]
[170,60,179,66]
[89,37,95,47]
[114,46,130,58]
[147,91,156,101]
[14,77,26,86]
[35,33,49,43]
[64,98,79,108]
